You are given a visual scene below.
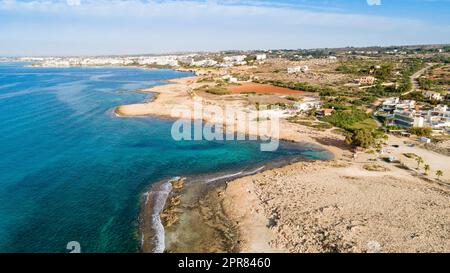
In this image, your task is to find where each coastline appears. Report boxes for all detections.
[220,157,450,253]
[114,72,348,252]
[114,75,345,158]
[139,152,333,253]
[117,72,450,253]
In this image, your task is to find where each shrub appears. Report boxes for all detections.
[409,127,432,137]
[286,96,302,102]
[346,129,376,149]
[321,110,370,130]
[195,85,231,95]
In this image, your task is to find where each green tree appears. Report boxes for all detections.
[375,64,393,81]
[409,127,432,137]
[244,55,257,63]
[424,164,430,175]
[347,129,375,149]
[436,170,444,180]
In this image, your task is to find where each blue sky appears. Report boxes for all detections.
[0,0,449,56]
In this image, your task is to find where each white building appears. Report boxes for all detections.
[191,59,218,67]
[137,56,180,67]
[292,97,322,112]
[382,97,400,112]
[287,65,309,74]
[425,105,450,129]
[256,54,267,61]
[223,55,247,66]
[222,74,238,83]
[355,76,376,86]
[395,100,416,112]
[393,110,425,128]
[424,91,443,101]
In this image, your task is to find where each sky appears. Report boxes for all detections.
[0,0,449,56]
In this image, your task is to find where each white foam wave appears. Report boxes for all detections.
[205,166,266,184]
[147,179,174,253]
[206,172,243,183]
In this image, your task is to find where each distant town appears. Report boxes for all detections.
[2,44,450,152]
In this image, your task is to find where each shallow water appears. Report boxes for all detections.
[0,62,332,252]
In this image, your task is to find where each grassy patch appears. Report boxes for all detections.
[363,164,389,172]
[286,96,302,102]
[287,117,332,130]
[311,122,333,130]
[403,153,418,159]
[349,118,379,130]
[195,85,231,95]
[321,110,370,130]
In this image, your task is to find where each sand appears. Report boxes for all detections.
[221,153,450,253]
[115,77,346,156]
[388,135,450,180]
[117,76,450,253]
[115,77,197,117]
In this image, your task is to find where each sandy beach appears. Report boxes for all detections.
[115,76,346,156]
[221,154,450,253]
[117,76,450,253]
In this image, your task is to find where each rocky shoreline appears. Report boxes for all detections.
[121,73,450,253]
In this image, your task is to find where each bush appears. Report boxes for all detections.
[255,79,336,94]
[346,129,376,149]
[321,110,370,130]
[285,96,302,102]
[409,127,432,137]
[195,85,231,95]
[374,64,394,81]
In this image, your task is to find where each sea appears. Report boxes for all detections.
[0,62,332,252]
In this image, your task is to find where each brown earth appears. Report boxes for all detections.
[227,82,304,95]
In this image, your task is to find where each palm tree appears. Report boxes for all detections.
[424,164,430,175]
[436,170,444,181]
[415,156,424,169]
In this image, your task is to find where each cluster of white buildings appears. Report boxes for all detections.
[221,74,238,83]
[287,65,309,74]
[386,49,407,55]
[424,91,443,101]
[292,97,322,112]
[222,55,247,67]
[381,97,450,130]
[25,55,200,68]
[137,55,196,66]
[187,54,265,68]
[256,54,267,61]
[345,50,379,55]
[186,58,218,67]
[18,52,269,69]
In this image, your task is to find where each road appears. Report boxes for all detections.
[402,63,434,96]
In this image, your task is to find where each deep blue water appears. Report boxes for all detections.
[0,62,332,253]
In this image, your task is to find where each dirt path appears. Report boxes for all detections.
[403,63,434,96]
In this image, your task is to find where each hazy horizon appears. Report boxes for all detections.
[2,42,449,58]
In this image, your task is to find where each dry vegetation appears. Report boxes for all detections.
[235,58,351,87]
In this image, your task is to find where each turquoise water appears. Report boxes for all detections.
[0,62,332,253]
